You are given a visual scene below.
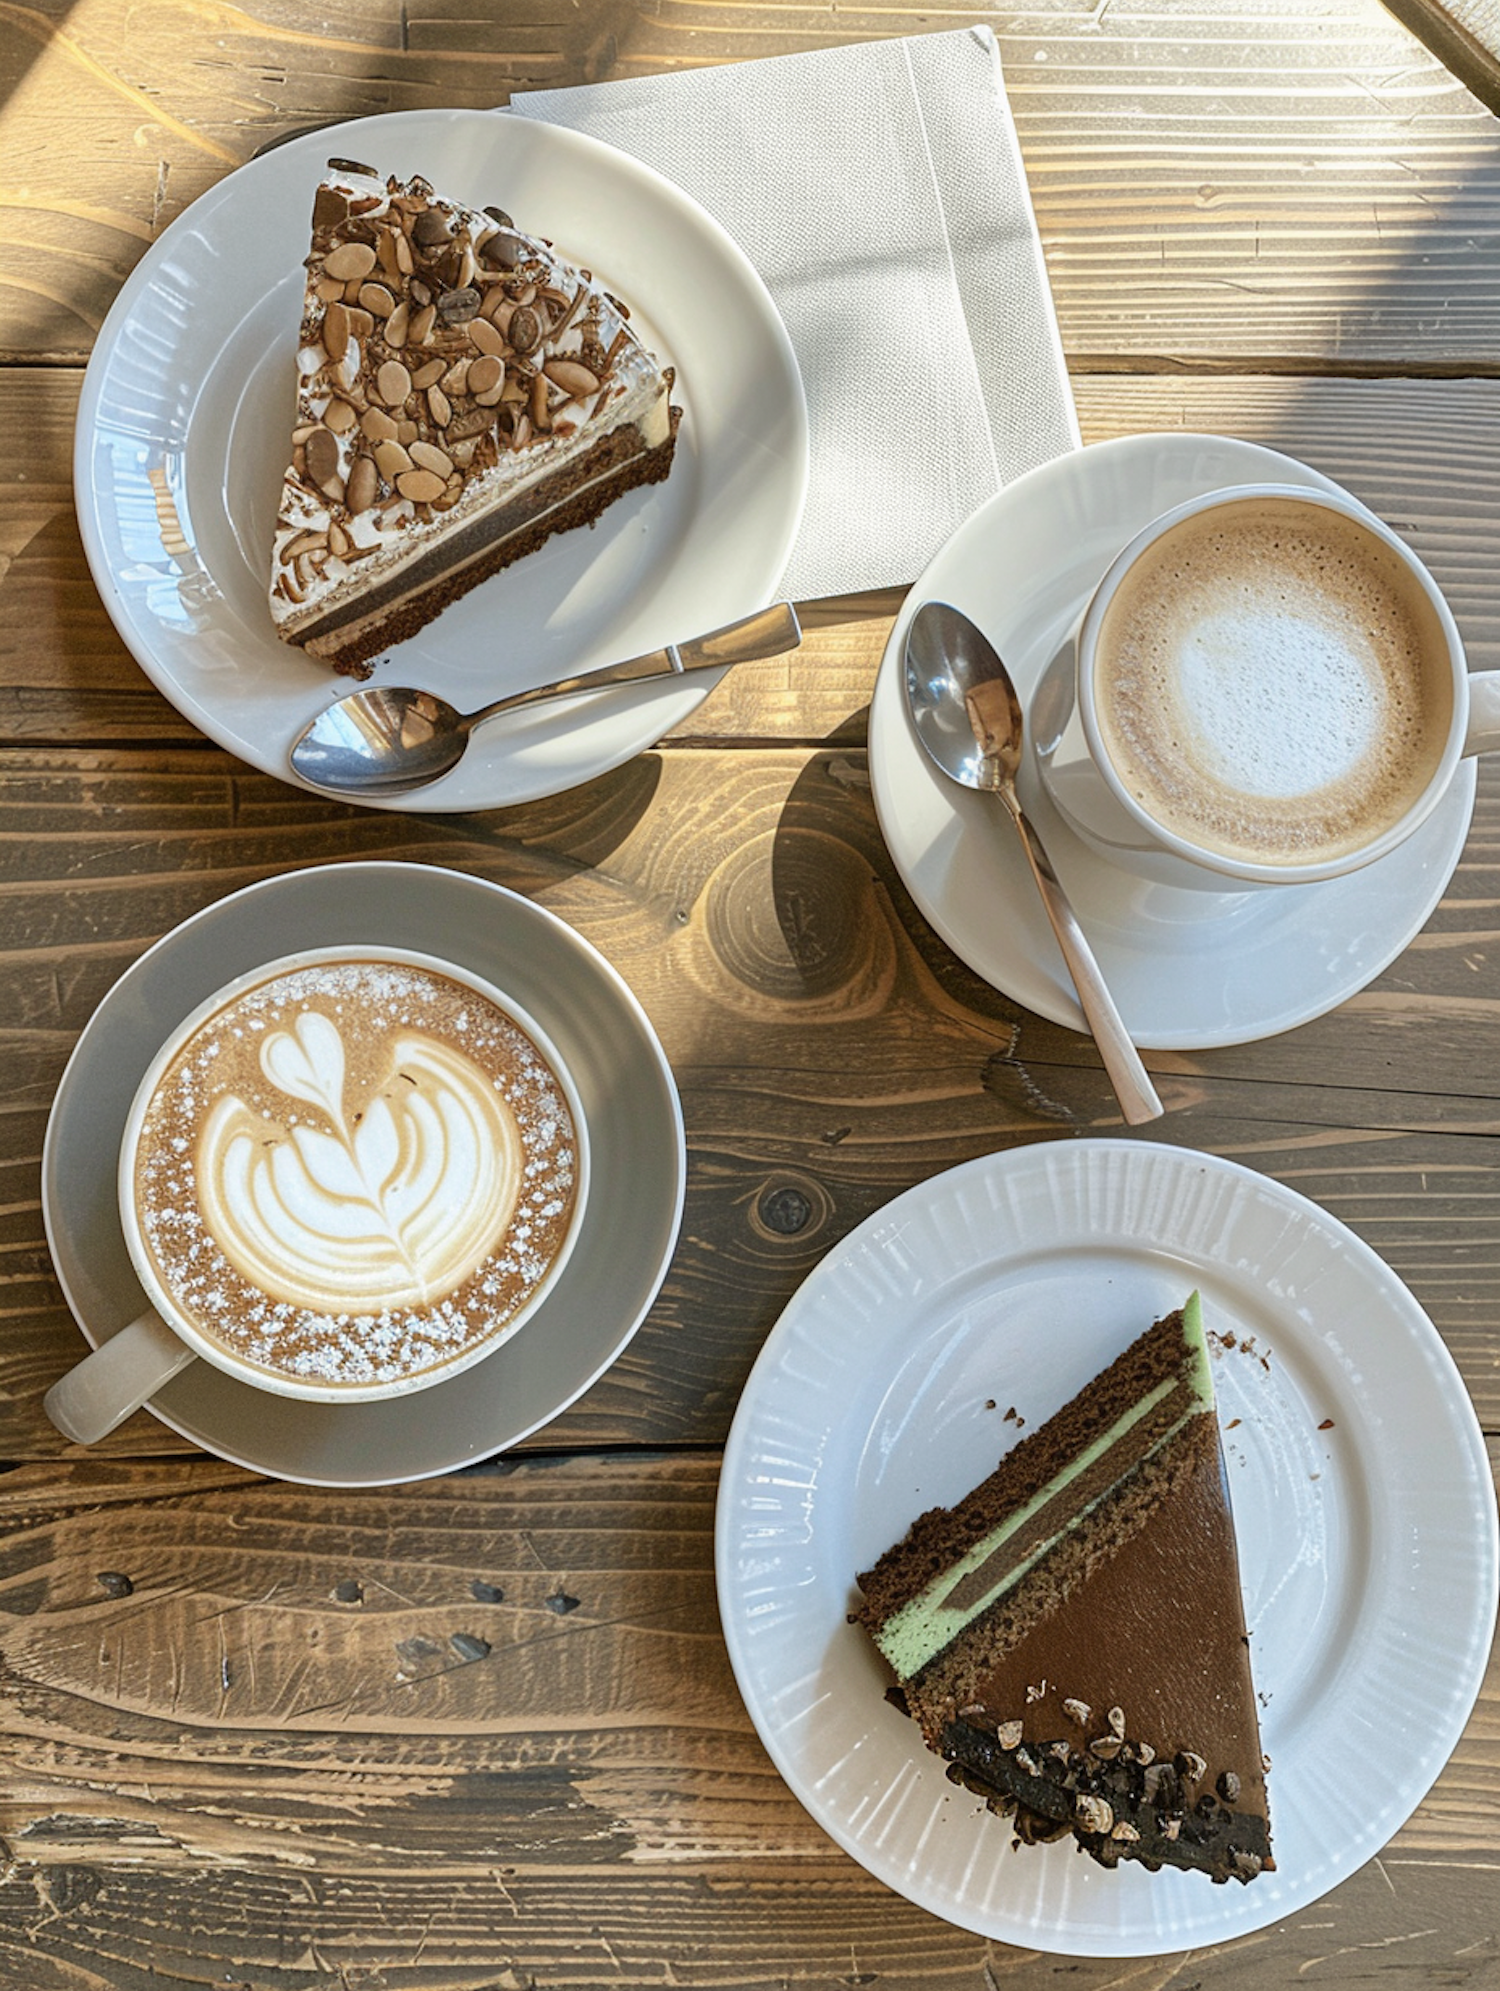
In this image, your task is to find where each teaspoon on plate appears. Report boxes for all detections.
[904,600,1163,1126]
[288,601,802,797]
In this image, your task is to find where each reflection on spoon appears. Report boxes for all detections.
[289,602,802,797]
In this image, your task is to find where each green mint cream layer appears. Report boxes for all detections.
[874,1293,1213,1681]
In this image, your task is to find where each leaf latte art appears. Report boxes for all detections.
[130,958,580,1391]
[200,1011,522,1313]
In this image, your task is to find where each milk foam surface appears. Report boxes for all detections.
[1093,499,1452,865]
[132,960,578,1389]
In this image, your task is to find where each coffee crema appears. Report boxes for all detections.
[130,957,579,1390]
[1091,497,1454,867]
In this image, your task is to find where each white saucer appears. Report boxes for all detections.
[41,864,685,1485]
[869,433,1475,1050]
[715,1139,1498,1955]
[73,111,808,814]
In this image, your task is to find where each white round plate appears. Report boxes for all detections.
[715,1139,1497,1956]
[42,863,685,1485]
[74,111,808,813]
[869,433,1475,1049]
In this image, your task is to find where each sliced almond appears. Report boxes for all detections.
[327,519,351,559]
[373,439,414,481]
[359,407,399,442]
[323,397,358,434]
[396,468,446,503]
[385,300,410,349]
[410,357,446,390]
[358,281,396,319]
[427,385,452,427]
[467,355,504,397]
[410,303,437,345]
[544,358,600,399]
[346,453,379,514]
[304,427,341,487]
[323,302,352,363]
[468,315,507,358]
[409,440,453,477]
[376,359,412,407]
[324,241,378,282]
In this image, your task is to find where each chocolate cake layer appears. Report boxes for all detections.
[852,1298,1273,1885]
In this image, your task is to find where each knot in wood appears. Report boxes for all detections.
[758,1184,812,1234]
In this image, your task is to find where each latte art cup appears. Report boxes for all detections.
[1034,481,1500,890]
[43,947,589,1446]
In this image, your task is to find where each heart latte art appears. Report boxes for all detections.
[130,958,580,1390]
[201,1009,522,1312]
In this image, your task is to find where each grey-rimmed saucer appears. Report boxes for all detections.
[42,862,685,1485]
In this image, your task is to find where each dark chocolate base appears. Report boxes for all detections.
[940,1715,1272,1884]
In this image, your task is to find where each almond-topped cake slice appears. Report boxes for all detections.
[269,159,682,678]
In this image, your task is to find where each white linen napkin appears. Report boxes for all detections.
[509,27,1080,601]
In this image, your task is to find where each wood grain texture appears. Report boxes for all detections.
[3,0,1500,367]
[0,1452,1495,1989]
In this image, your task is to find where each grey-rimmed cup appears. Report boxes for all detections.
[44,945,589,1443]
[1035,482,1500,890]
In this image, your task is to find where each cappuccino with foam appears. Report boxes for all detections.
[125,951,582,1395]
[1091,495,1454,868]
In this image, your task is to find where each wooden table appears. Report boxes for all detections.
[3,2,1498,1984]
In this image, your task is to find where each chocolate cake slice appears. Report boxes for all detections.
[852,1296,1273,1884]
[269,160,681,677]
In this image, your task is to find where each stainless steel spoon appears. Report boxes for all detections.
[288,601,802,796]
[904,600,1163,1126]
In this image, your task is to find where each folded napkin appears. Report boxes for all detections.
[509,28,1080,601]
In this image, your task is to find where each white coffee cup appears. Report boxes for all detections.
[44,945,589,1445]
[1034,482,1500,890]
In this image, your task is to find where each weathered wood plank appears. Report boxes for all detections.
[1,746,1498,1464]
[0,1452,1494,1989]
[3,0,1499,367]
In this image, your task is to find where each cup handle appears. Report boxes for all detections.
[1463,671,1500,757]
[43,1310,197,1445]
